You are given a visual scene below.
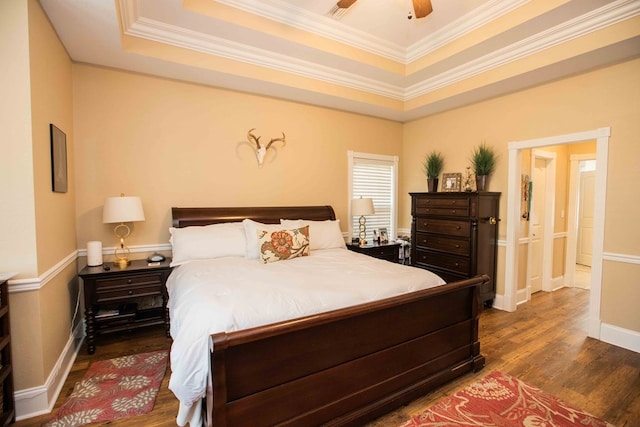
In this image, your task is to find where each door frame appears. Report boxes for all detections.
[504,127,609,339]
[565,153,596,287]
[526,149,556,300]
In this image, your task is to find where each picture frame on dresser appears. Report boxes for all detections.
[379,228,388,243]
[442,173,461,192]
[50,124,67,193]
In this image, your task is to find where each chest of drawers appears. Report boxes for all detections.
[410,192,500,306]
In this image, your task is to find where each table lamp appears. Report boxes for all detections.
[103,194,145,268]
[351,197,374,245]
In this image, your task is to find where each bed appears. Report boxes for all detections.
[168,205,487,426]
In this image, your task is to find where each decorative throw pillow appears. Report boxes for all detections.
[257,226,310,263]
[243,219,286,260]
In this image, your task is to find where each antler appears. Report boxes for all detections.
[247,128,261,149]
[265,132,286,151]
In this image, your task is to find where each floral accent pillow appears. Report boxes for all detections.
[258,226,310,263]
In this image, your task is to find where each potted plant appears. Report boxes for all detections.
[423,151,444,192]
[470,142,496,191]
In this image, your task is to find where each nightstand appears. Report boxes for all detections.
[79,259,172,354]
[346,242,401,263]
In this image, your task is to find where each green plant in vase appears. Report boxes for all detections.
[423,151,444,192]
[470,142,496,191]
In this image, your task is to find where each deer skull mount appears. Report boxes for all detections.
[247,128,286,166]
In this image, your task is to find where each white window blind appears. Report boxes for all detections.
[348,151,398,243]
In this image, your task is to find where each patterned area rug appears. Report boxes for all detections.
[400,371,613,427]
[45,350,168,427]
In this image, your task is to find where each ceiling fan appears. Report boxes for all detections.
[334,0,433,19]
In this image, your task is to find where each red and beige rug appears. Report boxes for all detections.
[401,371,613,427]
[45,350,168,427]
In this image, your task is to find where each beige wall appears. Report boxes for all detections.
[0,0,38,278]
[72,64,403,257]
[0,0,78,393]
[403,58,640,333]
[27,0,78,391]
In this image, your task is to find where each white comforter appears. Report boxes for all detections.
[166,248,445,425]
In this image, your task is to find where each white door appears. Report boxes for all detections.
[529,157,546,294]
[576,171,596,266]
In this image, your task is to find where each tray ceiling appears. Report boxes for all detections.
[40,0,640,121]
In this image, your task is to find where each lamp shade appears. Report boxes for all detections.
[102,196,145,224]
[351,197,374,216]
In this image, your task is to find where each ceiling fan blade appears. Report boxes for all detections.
[412,0,433,18]
[336,0,357,8]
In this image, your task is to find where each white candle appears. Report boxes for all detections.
[87,241,103,266]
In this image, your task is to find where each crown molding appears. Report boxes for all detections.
[120,1,406,99]
[119,0,640,104]
[406,0,529,62]
[215,0,406,61]
[219,0,530,64]
[405,0,640,99]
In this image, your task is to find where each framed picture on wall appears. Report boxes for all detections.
[50,124,68,193]
[442,173,462,192]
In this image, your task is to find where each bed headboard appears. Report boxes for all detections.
[171,205,336,228]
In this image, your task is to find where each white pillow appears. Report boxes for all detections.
[280,219,346,250]
[169,222,246,267]
[243,219,285,260]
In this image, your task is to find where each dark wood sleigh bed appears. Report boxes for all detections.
[171,205,487,427]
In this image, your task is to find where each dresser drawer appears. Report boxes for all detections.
[95,273,163,303]
[414,232,469,255]
[365,245,398,262]
[347,243,400,263]
[415,197,469,216]
[415,218,470,237]
[414,249,469,274]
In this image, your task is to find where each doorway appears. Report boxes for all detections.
[565,154,596,291]
[527,150,556,299]
[504,128,610,340]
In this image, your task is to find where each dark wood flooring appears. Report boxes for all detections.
[15,288,640,426]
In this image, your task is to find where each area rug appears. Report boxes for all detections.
[400,371,613,427]
[45,350,168,427]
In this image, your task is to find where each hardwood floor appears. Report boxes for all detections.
[15,288,639,426]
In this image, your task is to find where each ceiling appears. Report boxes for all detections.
[40,0,640,122]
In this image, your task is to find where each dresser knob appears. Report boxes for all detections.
[127,279,132,284]
[455,244,460,248]
[456,226,461,230]
[128,290,133,295]
[455,263,459,267]
[451,210,456,214]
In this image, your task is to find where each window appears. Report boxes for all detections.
[348,151,398,243]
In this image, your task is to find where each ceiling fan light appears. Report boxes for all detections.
[412,0,433,18]
[336,0,358,8]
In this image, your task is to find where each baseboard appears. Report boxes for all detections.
[492,293,504,310]
[15,322,84,420]
[551,275,565,291]
[600,323,640,353]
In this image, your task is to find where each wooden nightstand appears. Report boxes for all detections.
[79,259,172,354]
[346,242,401,263]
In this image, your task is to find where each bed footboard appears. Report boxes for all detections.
[209,274,487,427]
